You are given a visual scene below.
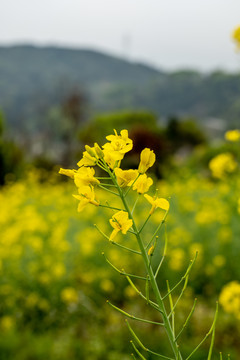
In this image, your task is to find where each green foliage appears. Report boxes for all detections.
[0,111,24,185]
[79,111,159,145]
[166,117,207,150]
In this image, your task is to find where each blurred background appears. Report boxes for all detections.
[0,1,240,359]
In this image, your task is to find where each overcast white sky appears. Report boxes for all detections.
[1,0,240,72]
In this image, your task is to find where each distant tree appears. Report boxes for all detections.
[79,111,159,145]
[61,90,88,166]
[42,89,88,166]
[166,116,207,152]
[0,111,24,185]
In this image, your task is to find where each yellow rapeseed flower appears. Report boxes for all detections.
[238,198,240,214]
[77,148,98,167]
[114,168,138,187]
[73,186,99,212]
[138,148,156,174]
[209,153,238,178]
[0,316,15,331]
[232,25,240,49]
[225,129,240,142]
[94,142,104,159]
[144,194,169,214]
[103,129,133,165]
[109,211,133,240]
[102,149,121,169]
[59,168,76,179]
[106,129,132,149]
[219,281,240,319]
[74,167,100,187]
[61,287,78,304]
[132,174,153,194]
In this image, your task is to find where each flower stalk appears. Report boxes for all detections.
[59,129,219,360]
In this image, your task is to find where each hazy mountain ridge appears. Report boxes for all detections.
[0,44,240,132]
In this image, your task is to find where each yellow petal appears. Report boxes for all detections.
[109,228,119,241]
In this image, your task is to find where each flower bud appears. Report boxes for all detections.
[85,145,96,158]
[94,143,104,159]
[148,245,154,256]
[138,148,156,174]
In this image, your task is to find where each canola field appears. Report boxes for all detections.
[0,169,240,359]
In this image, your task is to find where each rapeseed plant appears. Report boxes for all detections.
[60,129,219,360]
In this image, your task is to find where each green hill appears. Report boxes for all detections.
[0,44,240,136]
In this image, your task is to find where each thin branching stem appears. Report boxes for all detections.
[96,161,108,172]
[155,224,168,278]
[139,213,152,234]
[175,298,197,341]
[96,177,112,180]
[167,280,175,336]
[185,302,218,360]
[124,173,141,197]
[126,276,163,314]
[110,241,141,255]
[98,204,124,211]
[98,184,120,196]
[128,229,138,235]
[102,252,147,280]
[127,321,175,360]
[99,183,117,187]
[145,210,169,250]
[95,225,141,254]
[207,302,218,360]
[107,301,164,326]
[168,276,189,319]
[162,253,198,300]
[130,341,147,360]
[131,194,140,215]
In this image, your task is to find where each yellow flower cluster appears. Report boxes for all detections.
[219,281,240,319]
[232,25,240,49]
[225,129,240,142]
[209,152,238,179]
[59,129,169,240]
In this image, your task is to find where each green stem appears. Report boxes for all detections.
[155,225,168,278]
[124,173,141,197]
[107,301,164,326]
[106,168,183,360]
[110,241,141,255]
[126,276,163,313]
[98,204,124,211]
[131,341,148,360]
[162,253,198,300]
[139,213,151,233]
[96,177,112,180]
[99,183,117,187]
[99,184,119,196]
[102,252,147,280]
[175,298,197,341]
[185,302,218,360]
[131,194,140,215]
[145,211,168,250]
[168,276,189,319]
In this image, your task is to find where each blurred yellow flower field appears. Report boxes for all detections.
[0,164,240,358]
